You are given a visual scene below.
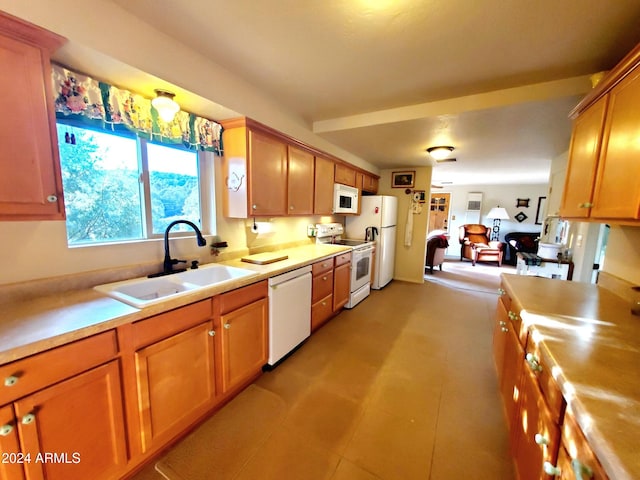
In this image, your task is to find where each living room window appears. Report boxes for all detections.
[56,123,213,245]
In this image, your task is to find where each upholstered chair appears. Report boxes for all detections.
[459,224,504,266]
[425,233,449,274]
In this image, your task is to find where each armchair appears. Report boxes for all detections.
[504,232,539,265]
[425,233,449,274]
[459,224,504,266]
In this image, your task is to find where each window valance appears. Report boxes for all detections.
[51,64,223,154]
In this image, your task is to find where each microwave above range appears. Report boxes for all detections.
[333,183,359,214]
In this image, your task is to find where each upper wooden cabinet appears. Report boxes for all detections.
[334,163,357,187]
[0,13,66,221]
[287,145,314,215]
[560,97,608,218]
[314,155,334,215]
[357,172,379,194]
[561,43,640,223]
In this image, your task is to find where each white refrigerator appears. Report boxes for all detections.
[346,196,398,289]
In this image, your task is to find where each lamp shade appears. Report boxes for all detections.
[152,89,180,122]
[487,207,510,220]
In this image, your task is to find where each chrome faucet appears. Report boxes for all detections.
[150,220,207,277]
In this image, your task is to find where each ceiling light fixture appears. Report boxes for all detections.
[152,89,180,122]
[426,146,454,161]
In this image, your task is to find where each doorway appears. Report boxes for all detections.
[428,193,451,234]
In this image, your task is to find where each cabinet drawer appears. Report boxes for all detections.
[0,331,118,405]
[312,259,333,276]
[219,280,268,315]
[312,270,334,303]
[524,341,565,425]
[498,283,512,311]
[334,252,352,267]
[132,299,213,348]
[311,294,333,332]
[557,412,608,480]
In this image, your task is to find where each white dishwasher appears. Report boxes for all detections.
[268,265,312,366]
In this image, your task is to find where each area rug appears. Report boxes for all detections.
[155,384,286,480]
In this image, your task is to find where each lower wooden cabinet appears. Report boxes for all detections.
[1,361,127,480]
[219,297,268,393]
[333,252,352,312]
[554,412,608,479]
[312,259,335,331]
[135,321,216,452]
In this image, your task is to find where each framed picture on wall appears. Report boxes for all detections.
[535,196,546,224]
[391,171,415,188]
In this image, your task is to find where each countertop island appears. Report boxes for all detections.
[501,274,639,480]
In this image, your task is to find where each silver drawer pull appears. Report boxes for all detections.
[526,353,542,372]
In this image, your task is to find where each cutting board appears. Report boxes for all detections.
[241,252,289,265]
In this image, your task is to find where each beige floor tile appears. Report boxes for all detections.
[316,349,381,402]
[282,383,364,454]
[367,370,442,424]
[255,367,314,408]
[234,426,340,480]
[344,406,435,480]
[331,458,382,480]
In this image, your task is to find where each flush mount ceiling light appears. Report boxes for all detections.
[427,146,455,161]
[152,89,180,122]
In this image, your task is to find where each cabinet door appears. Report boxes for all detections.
[501,322,525,435]
[314,156,335,214]
[513,367,560,480]
[334,163,356,186]
[0,404,24,480]
[592,66,640,219]
[333,262,351,311]
[492,298,509,380]
[220,298,268,393]
[560,96,608,218]
[287,145,314,215]
[135,322,215,452]
[14,361,127,480]
[248,130,287,216]
[0,33,64,220]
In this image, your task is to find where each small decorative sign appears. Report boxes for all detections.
[515,211,528,223]
[516,198,530,208]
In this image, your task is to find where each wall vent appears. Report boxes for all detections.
[465,192,483,223]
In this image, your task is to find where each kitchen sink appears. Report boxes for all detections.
[94,264,258,308]
[179,265,258,287]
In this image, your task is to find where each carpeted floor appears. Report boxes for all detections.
[132,262,515,480]
[424,258,517,294]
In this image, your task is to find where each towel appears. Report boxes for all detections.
[404,197,413,247]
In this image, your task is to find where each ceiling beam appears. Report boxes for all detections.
[313,75,593,133]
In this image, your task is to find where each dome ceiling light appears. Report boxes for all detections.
[427,146,455,162]
[152,89,180,122]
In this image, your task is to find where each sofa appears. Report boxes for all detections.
[459,224,504,266]
[504,232,540,265]
[426,233,449,274]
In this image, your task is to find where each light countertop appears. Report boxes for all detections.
[0,244,350,364]
[501,274,640,480]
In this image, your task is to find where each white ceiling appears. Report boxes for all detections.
[100,1,640,185]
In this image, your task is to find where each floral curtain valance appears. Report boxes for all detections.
[51,64,223,154]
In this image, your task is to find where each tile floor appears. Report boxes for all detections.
[130,261,516,480]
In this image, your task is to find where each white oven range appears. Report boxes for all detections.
[315,223,373,308]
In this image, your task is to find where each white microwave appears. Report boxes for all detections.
[333,183,359,214]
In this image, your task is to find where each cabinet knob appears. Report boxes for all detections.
[543,462,561,476]
[46,195,58,203]
[322,276,328,281]
[571,459,594,479]
[4,375,18,387]
[290,205,294,210]
[322,301,327,306]
[498,288,505,295]
[21,413,35,425]
[508,311,517,321]
[252,204,257,210]
[208,330,216,337]
[501,327,509,333]
[534,433,549,445]
[499,321,506,326]
[224,323,231,329]
[526,353,543,372]
[578,202,593,209]
[0,424,13,436]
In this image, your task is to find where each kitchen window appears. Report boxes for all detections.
[56,123,215,245]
